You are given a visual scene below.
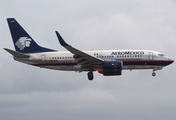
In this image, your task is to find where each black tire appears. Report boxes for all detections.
[152,72,156,77]
[87,72,94,81]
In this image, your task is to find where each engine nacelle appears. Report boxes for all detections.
[103,60,123,76]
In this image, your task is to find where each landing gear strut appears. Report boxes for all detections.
[87,71,94,81]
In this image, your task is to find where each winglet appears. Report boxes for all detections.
[55,31,69,46]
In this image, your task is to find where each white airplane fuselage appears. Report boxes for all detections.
[15,49,173,73]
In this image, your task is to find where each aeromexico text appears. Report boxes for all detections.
[111,51,144,55]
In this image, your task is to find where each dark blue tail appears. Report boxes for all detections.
[7,18,55,53]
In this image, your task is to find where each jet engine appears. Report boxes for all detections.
[103,61,123,76]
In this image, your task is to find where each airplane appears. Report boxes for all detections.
[4,18,174,81]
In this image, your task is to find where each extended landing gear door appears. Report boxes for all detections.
[148,52,153,60]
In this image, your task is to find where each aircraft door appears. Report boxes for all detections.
[41,54,46,62]
[148,52,153,60]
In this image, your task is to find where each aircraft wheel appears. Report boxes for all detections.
[152,72,156,77]
[87,71,94,81]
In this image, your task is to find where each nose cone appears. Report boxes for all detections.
[167,57,174,65]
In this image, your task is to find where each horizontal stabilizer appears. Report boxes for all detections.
[4,48,30,58]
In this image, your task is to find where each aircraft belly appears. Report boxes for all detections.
[123,65,164,70]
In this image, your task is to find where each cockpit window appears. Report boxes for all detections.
[158,54,164,57]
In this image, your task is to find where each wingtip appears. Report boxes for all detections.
[55,31,69,46]
[55,31,60,36]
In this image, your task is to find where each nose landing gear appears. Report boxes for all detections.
[87,71,94,81]
[152,67,162,77]
[152,71,156,76]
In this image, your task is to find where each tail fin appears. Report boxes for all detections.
[7,18,55,53]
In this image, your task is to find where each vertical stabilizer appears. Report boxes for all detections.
[7,18,55,53]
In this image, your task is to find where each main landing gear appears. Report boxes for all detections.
[87,71,94,81]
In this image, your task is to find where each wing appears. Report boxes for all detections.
[55,31,104,69]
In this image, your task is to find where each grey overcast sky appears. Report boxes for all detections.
[0,0,176,120]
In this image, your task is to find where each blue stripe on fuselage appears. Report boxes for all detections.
[31,60,173,67]
[123,60,173,66]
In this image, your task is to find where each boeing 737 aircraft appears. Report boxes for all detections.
[4,18,174,80]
